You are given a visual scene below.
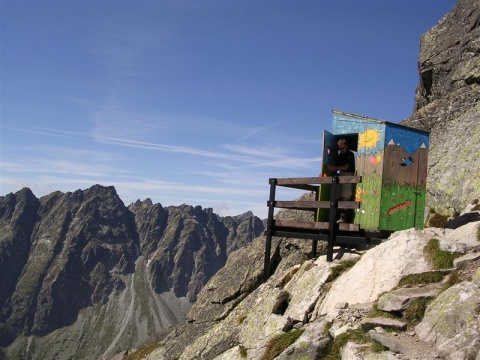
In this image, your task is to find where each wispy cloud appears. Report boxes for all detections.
[1,118,319,179]
[90,103,170,142]
[0,157,129,178]
[1,107,320,219]
[95,136,244,160]
[87,10,167,76]
[0,123,83,138]
[230,121,284,144]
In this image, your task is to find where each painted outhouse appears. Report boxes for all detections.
[320,110,430,231]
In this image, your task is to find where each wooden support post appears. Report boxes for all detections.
[264,178,277,280]
[312,185,320,258]
[327,176,338,261]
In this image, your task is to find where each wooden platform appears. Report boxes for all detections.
[264,175,389,280]
[274,219,359,232]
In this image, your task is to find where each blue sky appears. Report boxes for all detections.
[0,1,456,218]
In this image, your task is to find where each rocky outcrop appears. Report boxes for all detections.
[416,281,480,359]
[146,205,480,360]
[0,186,264,359]
[402,0,480,215]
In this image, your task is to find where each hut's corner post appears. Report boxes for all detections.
[264,178,277,281]
[327,176,338,261]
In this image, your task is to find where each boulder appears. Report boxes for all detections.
[377,285,440,312]
[317,229,431,318]
[415,281,480,358]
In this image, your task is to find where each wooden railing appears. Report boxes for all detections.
[264,175,362,280]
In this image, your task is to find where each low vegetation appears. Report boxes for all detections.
[398,271,445,287]
[426,210,449,228]
[239,345,247,358]
[403,298,430,323]
[236,314,248,325]
[471,199,480,212]
[323,329,384,360]
[123,342,159,360]
[441,270,462,292]
[327,259,359,282]
[423,238,462,269]
[260,329,304,360]
[368,304,400,320]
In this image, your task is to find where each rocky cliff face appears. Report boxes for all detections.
[402,0,480,215]
[0,186,264,359]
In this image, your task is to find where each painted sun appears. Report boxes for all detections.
[359,128,382,150]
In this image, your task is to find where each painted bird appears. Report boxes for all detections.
[400,156,414,166]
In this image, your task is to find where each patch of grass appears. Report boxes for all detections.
[321,282,333,294]
[426,211,449,228]
[398,271,444,287]
[368,304,400,320]
[423,238,462,270]
[260,329,304,360]
[323,329,385,360]
[327,259,359,282]
[477,224,480,242]
[123,342,160,360]
[404,298,430,323]
[441,270,462,292]
[236,314,248,325]
[370,341,386,353]
[472,199,480,212]
[239,345,247,358]
[324,321,333,337]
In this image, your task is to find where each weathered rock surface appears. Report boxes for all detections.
[146,217,480,360]
[377,285,440,313]
[415,281,480,359]
[360,318,407,332]
[367,330,443,360]
[402,0,480,216]
[316,229,432,319]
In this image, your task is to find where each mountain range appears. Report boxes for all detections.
[0,186,264,358]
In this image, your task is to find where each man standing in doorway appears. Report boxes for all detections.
[327,138,356,222]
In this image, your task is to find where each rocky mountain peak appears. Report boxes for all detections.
[402,0,480,216]
[413,0,480,112]
[0,185,264,358]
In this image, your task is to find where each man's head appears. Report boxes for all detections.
[337,138,347,152]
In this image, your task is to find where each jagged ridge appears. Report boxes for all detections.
[0,185,264,359]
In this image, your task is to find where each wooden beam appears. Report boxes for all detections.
[274,200,331,209]
[274,220,359,232]
[275,176,362,186]
[274,219,329,230]
[270,230,329,241]
[276,177,332,185]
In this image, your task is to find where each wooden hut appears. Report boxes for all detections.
[320,110,430,231]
